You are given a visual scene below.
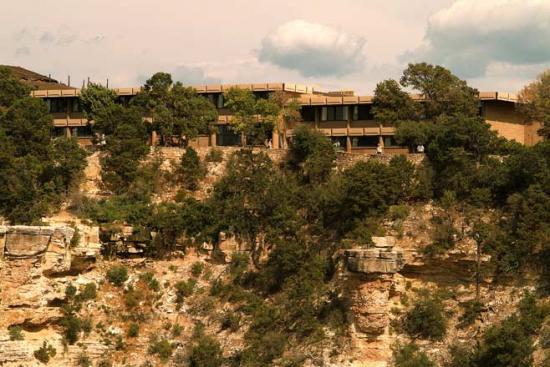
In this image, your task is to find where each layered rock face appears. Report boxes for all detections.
[0,226,75,366]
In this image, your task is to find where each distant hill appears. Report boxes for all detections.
[1,65,74,90]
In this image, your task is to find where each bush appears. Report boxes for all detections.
[221,311,241,332]
[393,343,435,367]
[106,265,128,287]
[191,262,204,277]
[174,279,196,304]
[60,314,82,345]
[8,325,24,341]
[179,147,205,191]
[148,336,173,362]
[458,300,483,329]
[139,272,160,291]
[124,288,144,310]
[33,341,56,364]
[205,148,224,163]
[402,290,447,340]
[171,323,183,337]
[188,336,223,367]
[77,353,92,367]
[97,359,113,367]
[78,283,97,302]
[128,322,140,337]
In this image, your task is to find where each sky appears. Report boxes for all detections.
[1,0,549,94]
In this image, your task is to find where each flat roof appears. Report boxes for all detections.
[30,83,520,105]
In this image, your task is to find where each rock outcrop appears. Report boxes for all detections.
[344,237,404,274]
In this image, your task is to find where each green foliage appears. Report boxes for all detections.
[128,323,140,337]
[518,69,550,138]
[148,335,173,363]
[60,314,82,344]
[106,265,129,287]
[372,79,418,123]
[179,147,205,191]
[191,262,204,277]
[124,287,144,309]
[99,105,149,193]
[221,311,241,332]
[79,83,117,127]
[8,325,24,341]
[400,62,480,119]
[188,335,224,367]
[402,289,447,341]
[205,148,223,163]
[287,124,335,184]
[458,300,484,329]
[174,279,196,305]
[0,94,86,223]
[224,87,279,146]
[135,73,218,145]
[77,283,97,302]
[392,343,436,367]
[77,353,92,367]
[0,66,31,110]
[33,341,56,364]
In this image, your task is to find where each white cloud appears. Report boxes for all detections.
[404,0,550,78]
[258,19,366,77]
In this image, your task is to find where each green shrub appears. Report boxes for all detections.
[171,324,183,337]
[221,311,241,332]
[458,300,483,329]
[78,283,97,302]
[179,147,205,191]
[389,204,410,221]
[106,265,128,287]
[191,262,204,277]
[393,343,435,367]
[33,341,56,363]
[77,353,92,367]
[205,148,223,163]
[124,288,144,310]
[82,317,93,334]
[148,335,173,362]
[188,336,223,367]
[128,322,140,337]
[541,317,550,349]
[140,272,160,291]
[8,325,24,341]
[402,290,447,340]
[60,314,82,344]
[97,359,113,367]
[174,279,196,304]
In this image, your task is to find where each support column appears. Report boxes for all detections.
[151,130,159,146]
[210,131,217,147]
[346,106,352,153]
[65,127,72,138]
[272,129,280,149]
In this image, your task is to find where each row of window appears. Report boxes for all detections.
[300,105,375,122]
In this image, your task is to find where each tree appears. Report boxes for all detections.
[393,343,436,367]
[518,69,550,138]
[100,106,149,193]
[1,97,52,159]
[135,72,218,146]
[188,336,223,367]
[287,124,336,184]
[224,87,280,146]
[372,79,418,124]
[51,137,88,193]
[400,62,480,119]
[402,289,447,341]
[0,66,31,110]
[79,83,117,126]
[179,147,205,191]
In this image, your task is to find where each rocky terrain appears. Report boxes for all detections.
[0,148,547,367]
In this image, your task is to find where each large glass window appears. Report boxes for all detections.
[352,136,379,148]
[383,135,398,147]
[352,105,374,120]
[47,98,67,113]
[217,125,241,146]
[321,106,348,121]
[300,106,315,121]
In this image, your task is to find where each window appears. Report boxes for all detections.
[217,125,241,146]
[47,98,67,113]
[217,94,224,108]
[352,105,374,120]
[300,106,315,121]
[321,106,348,121]
[383,135,398,147]
[71,98,82,112]
[331,136,347,151]
[352,136,379,148]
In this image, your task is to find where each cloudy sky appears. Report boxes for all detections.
[1,0,549,94]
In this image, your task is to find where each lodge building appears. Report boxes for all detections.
[15,65,540,152]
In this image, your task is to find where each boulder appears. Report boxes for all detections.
[345,248,405,274]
